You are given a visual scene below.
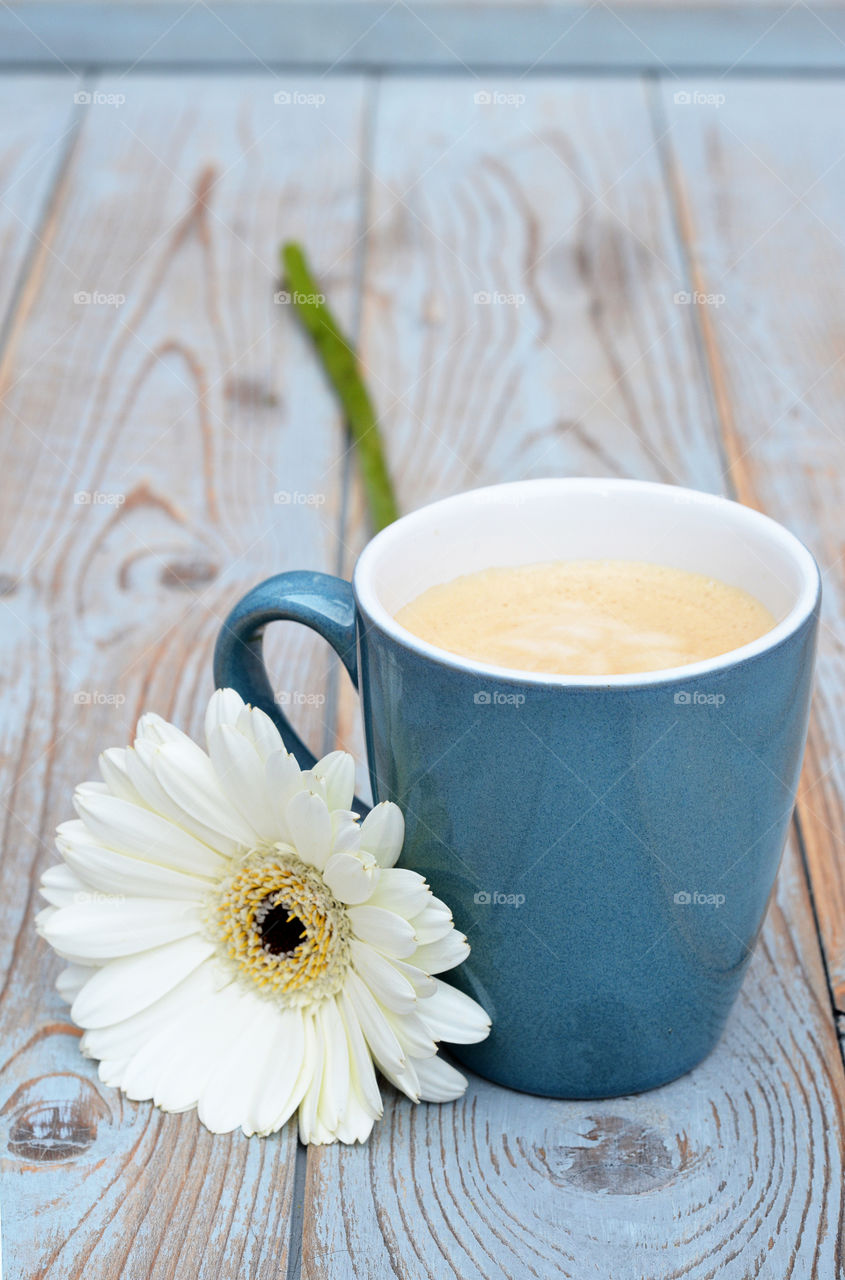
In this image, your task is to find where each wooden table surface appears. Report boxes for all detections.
[1,70,844,1280]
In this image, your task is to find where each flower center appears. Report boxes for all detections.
[210,849,351,1007]
[255,898,306,956]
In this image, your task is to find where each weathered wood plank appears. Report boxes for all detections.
[0,76,78,328]
[6,3,845,70]
[338,71,725,798]
[0,73,368,1278]
[308,75,845,1278]
[657,77,845,1013]
[305,839,843,1279]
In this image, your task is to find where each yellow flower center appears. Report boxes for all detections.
[211,849,350,1006]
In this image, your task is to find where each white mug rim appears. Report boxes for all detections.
[352,478,821,689]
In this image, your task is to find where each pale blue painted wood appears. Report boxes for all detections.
[303,73,845,1279]
[0,72,370,1279]
[0,76,78,325]
[0,68,843,1280]
[657,75,845,1012]
[3,3,845,70]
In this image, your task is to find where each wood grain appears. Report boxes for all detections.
[0,72,369,1278]
[304,840,844,1279]
[658,78,845,1012]
[6,3,845,72]
[0,76,78,334]
[312,75,845,1278]
[337,73,729,800]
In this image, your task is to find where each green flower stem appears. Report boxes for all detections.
[280,242,399,532]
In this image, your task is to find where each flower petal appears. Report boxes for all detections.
[265,749,306,836]
[235,701,285,762]
[381,1006,437,1060]
[347,905,417,959]
[297,1013,326,1144]
[39,863,86,906]
[57,828,208,900]
[411,903,455,945]
[71,935,215,1028]
[39,898,203,960]
[333,1080,379,1145]
[136,711,193,748]
[344,971,405,1077]
[359,803,404,868]
[331,812,362,856]
[153,982,246,1114]
[152,740,258,850]
[247,1005,307,1136]
[417,978,491,1044]
[413,1053,468,1102]
[312,751,356,812]
[96,973,222,1103]
[338,986,383,1118]
[410,930,470,974]
[350,940,418,1014]
[204,688,246,742]
[81,961,220,1062]
[385,957,437,999]
[366,867,430,917]
[207,723,277,842]
[56,964,95,1003]
[196,987,269,1132]
[99,748,144,803]
[74,791,227,879]
[315,998,349,1135]
[286,790,333,871]
[322,852,377,906]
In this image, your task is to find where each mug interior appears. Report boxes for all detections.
[353,479,820,687]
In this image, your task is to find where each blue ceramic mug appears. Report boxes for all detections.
[214,478,820,1098]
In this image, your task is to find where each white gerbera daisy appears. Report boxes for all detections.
[36,689,490,1144]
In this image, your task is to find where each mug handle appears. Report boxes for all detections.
[213,570,368,812]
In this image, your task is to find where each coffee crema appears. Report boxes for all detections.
[394,559,776,676]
